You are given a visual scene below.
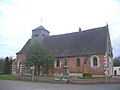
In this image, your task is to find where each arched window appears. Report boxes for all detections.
[56,60,60,67]
[76,58,80,67]
[93,57,98,66]
[91,55,100,67]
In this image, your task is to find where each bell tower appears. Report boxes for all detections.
[31,25,49,44]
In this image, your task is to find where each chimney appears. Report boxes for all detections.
[79,27,81,32]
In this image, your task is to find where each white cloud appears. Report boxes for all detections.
[0,0,120,57]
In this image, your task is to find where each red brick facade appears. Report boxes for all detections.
[16,54,26,61]
[13,52,113,76]
[54,54,106,75]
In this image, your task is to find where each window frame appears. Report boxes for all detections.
[90,55,100,68]
[56,59,61,67]
[93,57,98,66]
[76,58,80,67]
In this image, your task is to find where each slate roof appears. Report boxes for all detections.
[17,25,109,57]
[32,25,50,33]
[17,39,31,54]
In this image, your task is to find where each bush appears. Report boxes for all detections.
[82,72,92,79]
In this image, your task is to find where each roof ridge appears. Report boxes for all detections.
[48,25,107,37]
[83,25,107,31]
[49,32,79,37]
[32,25,50,33]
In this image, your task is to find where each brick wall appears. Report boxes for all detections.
[16,53,107,75]
[16,54,26,61]
[55,54,106,75]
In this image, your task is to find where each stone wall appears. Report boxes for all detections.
[70,78,120,84]
[14,75,120,84]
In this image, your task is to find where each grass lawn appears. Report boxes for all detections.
[0,74,14,80]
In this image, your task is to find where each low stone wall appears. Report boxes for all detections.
[14,75,120,84]
[70,78,120,84]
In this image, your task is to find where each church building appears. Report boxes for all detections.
[12,25,113,77]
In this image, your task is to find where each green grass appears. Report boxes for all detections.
[0,74,14,80]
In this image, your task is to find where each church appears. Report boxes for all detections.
[12,24,113,77]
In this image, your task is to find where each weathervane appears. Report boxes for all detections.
[41,18,42,26]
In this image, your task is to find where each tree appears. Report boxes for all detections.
[0,58,4,74]
[25,42,55,76]
[113,56,120,66]
[4,57,13,74]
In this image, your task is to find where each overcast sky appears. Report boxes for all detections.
[0,0,120,58]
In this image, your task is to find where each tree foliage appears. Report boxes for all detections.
[113,56,120,66]
[0,58,4,73]
[4,57,13,74]
[0,57,13,74]
[25,42,55,75]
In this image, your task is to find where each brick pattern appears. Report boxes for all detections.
[14,53,111,75]
[16,54,26,61]
[55,54,106,75]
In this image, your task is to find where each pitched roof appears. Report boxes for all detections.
[44,26,108,57]
[17,25,109,57]
[32,25,50,33]
[16,39,31,54]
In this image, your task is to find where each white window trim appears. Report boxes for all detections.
[90,55,100,68]
[54,59,61,68]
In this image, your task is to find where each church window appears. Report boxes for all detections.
[56,60,60,67]
[91,55,100,67]
[93,57,98,66]
[76,58,80,67]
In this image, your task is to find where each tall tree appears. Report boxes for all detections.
[3,57,13,74]
[25,42,55,76]
[113,56,120,66]
[0,58,4,74]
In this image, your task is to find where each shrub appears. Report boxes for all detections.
[82,72,92,79]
